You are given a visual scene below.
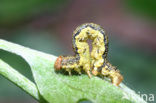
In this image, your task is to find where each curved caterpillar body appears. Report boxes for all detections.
[54,23,123,86]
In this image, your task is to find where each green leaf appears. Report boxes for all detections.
[0,59,39,100]
[0,39,146,103]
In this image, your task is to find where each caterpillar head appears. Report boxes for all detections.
[54,56,62,71]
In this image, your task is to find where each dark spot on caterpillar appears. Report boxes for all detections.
[83,48,86,53]
[97,37,100,41]
[86,31,90,35]
[97,49,99,53]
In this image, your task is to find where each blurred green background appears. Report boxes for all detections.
[0,0,156,103]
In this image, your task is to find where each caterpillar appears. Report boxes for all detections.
[54,23,123,86]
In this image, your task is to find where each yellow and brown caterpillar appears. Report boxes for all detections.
[54,23,123,86]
